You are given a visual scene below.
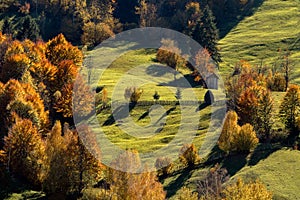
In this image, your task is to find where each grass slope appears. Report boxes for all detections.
[232,149,300,200]
[219,0,300,82]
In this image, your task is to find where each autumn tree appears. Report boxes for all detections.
[46,33,83,67]
[256,89,273,141]
[156,38,186,70]
[234,124,259,153]
[197,164,229,200]
[184,2,201,36]
[81,22,114,47]
[44,122,102,196]
[226,61,258,111]
[218,111,240,153]
[179,143,200,167]
[107,150,166,200]
[224,178,272,200]
[237,85,273,133]
[124,87,143,103]
[279,84,300,131]
[1,117,45,187]
[0,80,49,140]
[43,121,70,195]
[155,156,173,176]
[136,0,157,27]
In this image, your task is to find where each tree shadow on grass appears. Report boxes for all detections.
[102,103,136,126]
[221,154,248,176]
[154,106,176,125]
[158,74,202,88]
[196,102,209,112]
[248,143,281,166]
[217,0,265,38]
[164,168,193,198]
[138,110,149,121]
[204,145,247,176]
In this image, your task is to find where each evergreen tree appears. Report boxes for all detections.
[2,17,13,35]
[192,5,221,63]
[280,84,300,131]
[114,0,139,25]
[17,15,40,41]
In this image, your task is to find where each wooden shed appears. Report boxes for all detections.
[205,72,219,89]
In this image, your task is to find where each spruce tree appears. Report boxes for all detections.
[17,15,40,41]
[192,5,221,63]
[2,17,13,35]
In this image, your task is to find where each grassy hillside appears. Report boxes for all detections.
[232,149,300,200]
[219,0,300,81]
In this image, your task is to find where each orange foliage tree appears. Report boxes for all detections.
[0,80,49,139]
[107,150,166,200]
[44,122,102,196]
[1,117,45,187]
[46,33,83,67]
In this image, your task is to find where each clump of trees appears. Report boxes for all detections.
[218,111,259,153]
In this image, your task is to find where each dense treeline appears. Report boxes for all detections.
[0,0,257,60]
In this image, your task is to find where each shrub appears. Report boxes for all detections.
[179,144,200,167]
[153,91,160,101]
[156,39,186,70]
[233,124,259,153]
[269,72,286,92]
[197,164,229,200]
[177,186,198,200]
[155,157,173,176]
[224,178,272,200]
[124,87,143,103]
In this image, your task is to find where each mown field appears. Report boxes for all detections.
[219,0,300,82]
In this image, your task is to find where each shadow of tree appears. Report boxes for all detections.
[158,74,202,88]
[154,106,176,125]
[102,103,136,126]
[217,0,265,38]
[248,143,281,166]
[221,154,248,176]
[145,64,173,77]
[196,102,209,112]
[164,168,193,198]
[204,145,247,176]
[138,110,149,121]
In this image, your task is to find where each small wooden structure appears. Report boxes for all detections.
[205,72,219,89]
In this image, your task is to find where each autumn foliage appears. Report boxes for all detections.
[1,117,45,187]
[107,150,166,200]
[218,111,258,153]
[224,178,272,200]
